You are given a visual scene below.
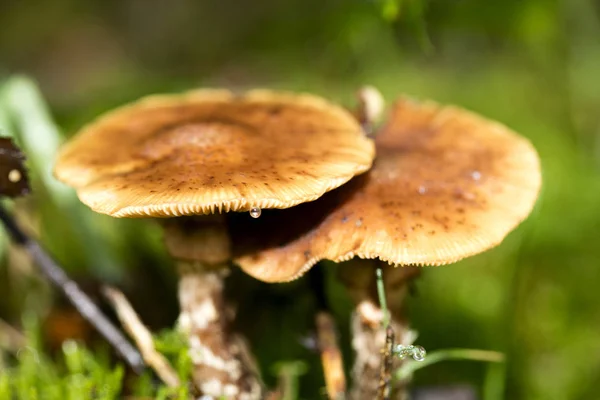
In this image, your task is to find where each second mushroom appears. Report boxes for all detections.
[230,94,542,399]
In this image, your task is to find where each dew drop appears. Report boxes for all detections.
[412,345,426,361]
[393,344,409,359]
[471,171,482,181]
[249,207,261,218]
[418,186,427,195]
[394,344,426,361]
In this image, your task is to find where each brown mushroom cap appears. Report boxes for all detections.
[231,97,542,282]
[54,89,374,217]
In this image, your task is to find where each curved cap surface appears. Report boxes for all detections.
[232,97,542,282]
[55,89,374,217]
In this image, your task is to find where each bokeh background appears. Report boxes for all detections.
[1,1,600,399]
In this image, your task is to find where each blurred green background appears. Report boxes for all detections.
[1,0,600,399]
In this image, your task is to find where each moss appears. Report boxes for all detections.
[0,316,194,399]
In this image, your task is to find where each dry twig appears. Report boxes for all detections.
[377,326,395,400]
[316,311,346,399]
[103,286,180,388]
[0,205,144,372]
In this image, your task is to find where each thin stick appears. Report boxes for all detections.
[0,204,145,373]
[375,268,394,400]
[103,286,180,388]
[377,326,395,400]
[316,311,346,399]
[309,264,346,399]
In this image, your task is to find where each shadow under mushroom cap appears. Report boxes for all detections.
[230,97,542,283]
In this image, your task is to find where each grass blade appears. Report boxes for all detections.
[1,76,123,280]
[395,348,505,381]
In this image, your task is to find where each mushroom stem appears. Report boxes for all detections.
[162,215,262,399]
[339,261,420,400]
[177,263,262,399]
[350,304,409,400]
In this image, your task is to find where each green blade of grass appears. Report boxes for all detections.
[395,348,505,380]
[1,76,72,202]
[376,268,390,328]
[1,76,123,280]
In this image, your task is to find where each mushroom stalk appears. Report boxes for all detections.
[350,302,410,400]
[178,264,261,398]
[163,216,262,399]
[339,261,420,400]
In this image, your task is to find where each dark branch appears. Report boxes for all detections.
[0,204,145,373]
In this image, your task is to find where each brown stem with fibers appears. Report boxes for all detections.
[161,215,262,399]
[338,260,420,400]
[378,325,395,400]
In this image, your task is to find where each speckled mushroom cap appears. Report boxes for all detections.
[54,89,375,217]
[231,97,542,282]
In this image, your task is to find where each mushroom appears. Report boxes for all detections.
[230,95,542,398]
[53,89,375,399]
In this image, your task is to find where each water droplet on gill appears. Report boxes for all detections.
[418,185,427,195]
[471,171,482,181]
[249,207,262,218]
